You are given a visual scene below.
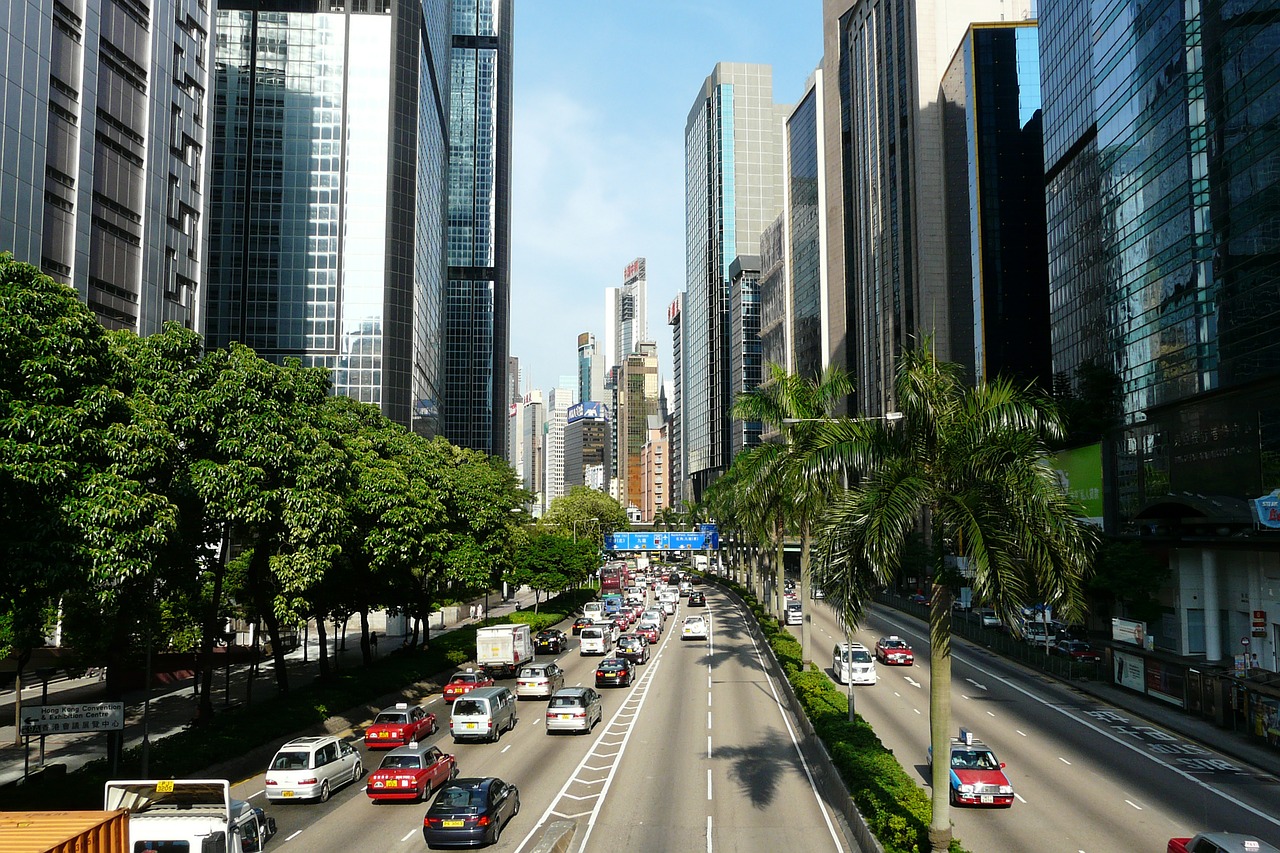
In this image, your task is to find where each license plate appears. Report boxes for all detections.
[559,714,572,720]
[980,795,994,804]
[465,723,476,729]
[282,791,294,798]
[443,819,464,828]
[605,673,616,678]
[379,732,388,737]
[386,780,398,787]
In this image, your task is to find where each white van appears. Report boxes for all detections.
[450,686,518,743]
[579,626,611,655]
[786,602,803,625]
[832,643,877,685]
[583,600,606,620]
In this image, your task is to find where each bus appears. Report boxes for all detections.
[601,562,625,594]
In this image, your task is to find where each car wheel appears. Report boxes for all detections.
[512,793,521,817]
[949,787,958,807]
[353,759,363,782]
[318,781,331,803]
[430,719,438,735]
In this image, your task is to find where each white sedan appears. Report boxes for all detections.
[681,615,708,641]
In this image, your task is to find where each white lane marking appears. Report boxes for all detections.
[913,708,921,715]
[961,694,970,700]
[501,744,512,753]
[877,612,1280,830]
[248,790,265,799]
[400,830,417,842]
[986,711,996,718]
[707,815,713,853]
[285,831,302,842]
[707,692,712,707]
[532,717,541,726]
[1125,799,1143,810]
[1016,730,1027,737]
[739,601,845,853]
[965,677,989,691]
[708,735,712,758]
[1015,793,1027,803]
[904,677,922,689]
[707,768,712,800]
[1059,757,1072,765]
[708,711,712,728]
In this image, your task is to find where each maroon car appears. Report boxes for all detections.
[1053,640,1103,663]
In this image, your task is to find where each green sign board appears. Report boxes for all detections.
[1052,443,1104,525]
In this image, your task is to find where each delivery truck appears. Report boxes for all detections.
[0,809,129,853]
[475,623,534,678]
[104,778,276,852]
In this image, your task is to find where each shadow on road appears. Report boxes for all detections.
[713,731,806,810]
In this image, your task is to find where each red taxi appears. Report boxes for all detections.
[442,669,494,703]
[635,622,659,644]
[874,635,915,666]
[929,729,1014,807]
[366,741,457,803]
[364,702,437,749]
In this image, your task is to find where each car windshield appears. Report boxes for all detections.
[452,700,485,715]
[851,650,872,663]
[883,640,906,649]
[270,751,310,771]
[380,754,422,770]
[952,750,999,770]
[373,712,408,725]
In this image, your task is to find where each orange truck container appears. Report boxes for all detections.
[0,809,128,853]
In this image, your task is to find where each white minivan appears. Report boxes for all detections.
[450,686,518,743]
[832,643,877,685]
[579,626,611,655]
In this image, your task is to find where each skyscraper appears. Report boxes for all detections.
[667,293,685,507]
[826,0,1035,414]
[728,256,762,460]
[682,63,788,501]
[617,342,660,514]
[443,0,513,456]
[606,258,648,368]
[1,0,212,334]
[205,0,450,434]
[543,378,578,510]
[577,332,608,405]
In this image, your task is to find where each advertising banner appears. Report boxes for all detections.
[1112,617,1147,647]
[1052,443,1104,526]
[1113,650,1146,693]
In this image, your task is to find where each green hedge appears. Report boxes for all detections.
[0,589,592,811]
[710,574,967,853]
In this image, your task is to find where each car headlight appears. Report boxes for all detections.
[958,784,974,793]
[999,785,1013,794]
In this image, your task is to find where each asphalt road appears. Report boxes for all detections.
[796,598,1280,853]
[227,585,851,853]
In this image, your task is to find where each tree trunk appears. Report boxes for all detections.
[774,516,787,621]
[10,650,30,747]
[359,609,371,666]
[314,611,330,680]
[928,570,954,853]
[196,523,231,724]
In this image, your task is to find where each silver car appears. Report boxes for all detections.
[545,687,603,735]
[515,662,565,700]
[265,736,363,803]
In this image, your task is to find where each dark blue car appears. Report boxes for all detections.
[422,777,520,849]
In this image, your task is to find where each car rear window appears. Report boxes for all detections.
[549,696,581,709]
[380,754,422,769]
[270,751,310,771]
[519,667,542,678]
[373,712,408,725]
[452,700,485,716]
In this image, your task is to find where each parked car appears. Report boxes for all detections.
[1052,640,1103,663]
[533,629,567,654]
[265,736,363,803]
[366,742,457,803]
[595,657,635,687]
[422,777,520,849]
[545,686,604,734]
[364,702,437,749]
[515,662,565,700]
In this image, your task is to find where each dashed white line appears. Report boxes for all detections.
[913,708,921,715]
[501,744,512,753]
[1125,799,1143,810]
[248,790,264,799]
[400,830,417,842]
[285,831,302,842]
[707,815,714,853]
[1016,730,1027,737]
[707,735,712,758]
[707,768,712,800]
[986,711,996,717]
[1059,757,1072,765]
[707,692,712,707]
[1015,793,1027,803]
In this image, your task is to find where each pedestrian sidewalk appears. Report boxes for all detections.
[0,587,540,788]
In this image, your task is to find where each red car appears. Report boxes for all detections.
[929,731,1014,808]
[611,614,632,632]
[1053,640,1103,663]
[364,702,437,749]
[875,635,915,665]
[635,623,659,644]
[442,670,494,703]
[366,742,457,802]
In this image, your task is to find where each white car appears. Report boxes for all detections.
[682,615,708,641]
[832,643,877,685]
[265,736,363,803]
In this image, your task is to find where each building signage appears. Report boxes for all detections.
[1252,489,1280,529]
[1051,443,1104,526]
[624,257,645,283]
[605,531,719,551]
[1113,650,1146,693]
[667,295,681,324]
[1254,609,1268,638]
[568,401,609,423]
[20,702,124,736]
[1112,617,1147,647]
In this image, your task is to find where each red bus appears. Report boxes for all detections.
[600,563,625,594]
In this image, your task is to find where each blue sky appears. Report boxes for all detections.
[509,1,823,397]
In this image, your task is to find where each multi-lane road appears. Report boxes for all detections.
[799,599,1280,853]
[228,585,852,853]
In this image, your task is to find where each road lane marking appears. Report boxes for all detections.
[708,692,712,707]
[285,831,302,842]
[1125,799,1143,810]
[1016,730,1027,736]
[249,790,264,798]
[707,815,713,853]
[904,677,922,688]
[986,711,996,717]
[1059,757,1072,765]
[501,744,512,753]
[400,830,416,842]
[965,677,988,690]
[708,735,712,758]
[708,711,712,729]
[707,768,712,800]
[914,708,921,714]
[1015,793,1027,803]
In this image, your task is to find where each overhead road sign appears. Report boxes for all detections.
[604,531,719,551]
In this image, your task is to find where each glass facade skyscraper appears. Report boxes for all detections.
[941,23,1051,390]
[443,0,512,456]
[204,0,449,434]
[1,0,211,334]
[787,78,824,383]
[682,63,788,501]
[728,256,762,460]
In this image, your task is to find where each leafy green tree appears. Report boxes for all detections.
[510,530,595,610]
[1089,538,1168,626]
[1052,361,1122,447]
[812,343,1096,853]
[543,486,630,545]
[733,362,853,659]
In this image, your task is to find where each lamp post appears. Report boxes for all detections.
[780,411,903,669]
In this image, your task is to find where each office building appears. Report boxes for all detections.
[617,342,660,514]
[824,0,1034,414]
[728,256,762,460]
[205,0,449,434]
[640,415,669,523]
[442,0,513,455]
[1043,0,1280,671]
[577,332,608,406]
[786,70,827,382]
[1,0,211,334]
[543,378,577,510]
[667,293,685,507]
[564,401,611,491]
[940,22,1050,389]
[520,389,545,514]
[758,216,788,378]
[682,63,788,501]
[606,257,648,368]
[507,355,522,474]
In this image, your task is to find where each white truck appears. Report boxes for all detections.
[105,779,276,852]
[476,623,535,678]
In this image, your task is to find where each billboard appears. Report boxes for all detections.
[1052,443,1104,526]
[568,401,609,423]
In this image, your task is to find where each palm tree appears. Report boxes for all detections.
[812,344,1095,853]
[732,363,853,659]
